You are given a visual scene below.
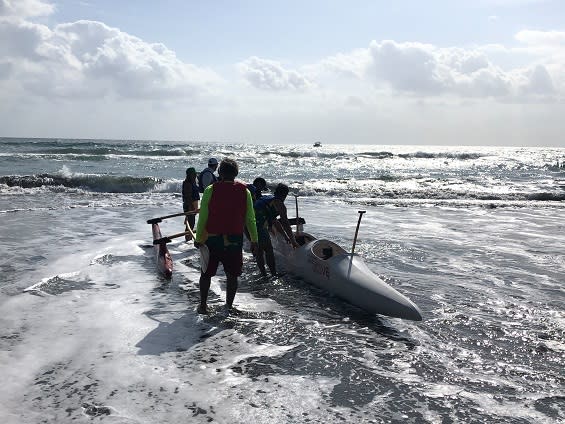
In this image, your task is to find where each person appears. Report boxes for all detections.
[198,158,219,192]
[253,183,299,277]
[243,177,267,243]
[182,167,200,241]
[194,158,258,314]
[246,177,267,202]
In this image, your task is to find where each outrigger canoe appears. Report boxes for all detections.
[271,215,422,321]
[151,223,173,279]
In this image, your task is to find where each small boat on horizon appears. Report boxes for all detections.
[313,142,322,147]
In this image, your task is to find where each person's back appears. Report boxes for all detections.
[194,158,258,314]
[206,181,248,236]
[182,167,200,240]
[182,168,199,209]
[253,183,298,276]
[254,194,277,231]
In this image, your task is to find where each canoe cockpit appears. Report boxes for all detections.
[295,232,315,246]
[311,239,347,260]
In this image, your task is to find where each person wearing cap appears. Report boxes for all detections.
[198,158,219,192]
[194,158,258,314]
[182,167,200,240]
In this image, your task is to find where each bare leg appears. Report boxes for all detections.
[225,274,238,308]
[198,274,211,313]
[264,239,276,276]
[255,247,267,276]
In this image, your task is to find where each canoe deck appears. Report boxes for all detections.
[272,229,422,321]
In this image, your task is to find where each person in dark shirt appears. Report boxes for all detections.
[253,183,298,277]
[182,167,200,241]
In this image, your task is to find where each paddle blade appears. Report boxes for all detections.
[199,245,210,273]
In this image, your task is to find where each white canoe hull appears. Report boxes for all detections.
[272,231,422,321]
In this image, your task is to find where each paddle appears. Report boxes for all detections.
[350,210,366,255]
[146,209,199,225]
[347,210,366,278]
[183,226,210,273]
[292,194,304,233]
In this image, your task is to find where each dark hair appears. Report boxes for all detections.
[218,158,239,179]
[274,183,289,198]
[253,177,267,190]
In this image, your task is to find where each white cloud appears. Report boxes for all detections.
[368,40,446,94]
[0,17,223,100]
[318,36,563,102]
[515,30,565,48]
[237,56,312,91]
[320,49,370,79]
[363,40,516,98]
[0,0,54,18]
[522,64,554,95]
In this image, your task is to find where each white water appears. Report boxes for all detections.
[1,139,564,423]
[1,196,564,423]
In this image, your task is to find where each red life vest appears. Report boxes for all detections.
[206,181,248,235]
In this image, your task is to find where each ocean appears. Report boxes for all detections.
[0,138,564,423]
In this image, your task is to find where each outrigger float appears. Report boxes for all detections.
[146,210,199,279]
[272,199,422,321]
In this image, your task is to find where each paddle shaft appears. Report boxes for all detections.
[350,210,366,255]
[147,209,199,225]
[293,194,302,234]
[184,225,196,240]
[153,229,192,245]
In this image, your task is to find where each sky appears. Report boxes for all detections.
[1,0,564,146]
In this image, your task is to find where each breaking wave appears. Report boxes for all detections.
[0,138,201,159]
[0,174,164,193]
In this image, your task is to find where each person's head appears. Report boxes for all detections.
[186,167,196,180]
[218,158,238,181]
[274,183,290,200]
[208,157,219,170]
[253,177,267,192]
